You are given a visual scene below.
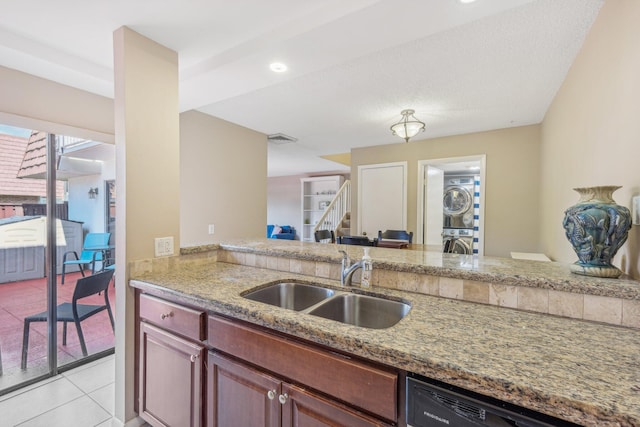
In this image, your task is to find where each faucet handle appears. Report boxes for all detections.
[338,250,350,266]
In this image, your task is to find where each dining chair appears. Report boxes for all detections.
[378,229,413,243]
[21,269,115,369]
[61,232,111,284]
[338,236,376,246]
[314,229,335,243]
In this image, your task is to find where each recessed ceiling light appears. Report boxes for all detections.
[269,62,287,73]
[459,0,477,3]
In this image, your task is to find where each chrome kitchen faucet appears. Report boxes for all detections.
[339,250,365,287]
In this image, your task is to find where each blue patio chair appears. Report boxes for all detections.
[61,232,111,284]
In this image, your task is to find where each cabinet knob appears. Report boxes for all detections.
[267,390,276,400]
[278,393,288,404]
[190,354,199,363]
[160,311,174,320]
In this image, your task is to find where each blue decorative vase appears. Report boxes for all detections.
[562,186,631,278]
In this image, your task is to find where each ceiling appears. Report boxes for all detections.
[0,0,604,177]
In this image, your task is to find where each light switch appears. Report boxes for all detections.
[154,237,174,257]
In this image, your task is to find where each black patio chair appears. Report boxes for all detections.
[21,269,115,369]
[314,229,335,243]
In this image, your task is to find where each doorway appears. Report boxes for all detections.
[417,155,486,255]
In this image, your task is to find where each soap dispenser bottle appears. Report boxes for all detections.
[361,247,373,288]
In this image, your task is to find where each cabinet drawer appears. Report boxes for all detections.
[140,294,206,341]
[208,315,397,422]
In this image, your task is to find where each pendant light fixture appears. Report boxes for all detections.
[390,109,425,142]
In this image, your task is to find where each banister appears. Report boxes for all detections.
[314,180,350,235]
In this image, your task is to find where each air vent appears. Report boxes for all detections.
[267,133,298,144]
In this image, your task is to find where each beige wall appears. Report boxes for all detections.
[114,27,180,262]
[0,66,114,142]
[113,27,181,424]
[180,110,267,246]
[351,125,541,258]
[540,0,640,278]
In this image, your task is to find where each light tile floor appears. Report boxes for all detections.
[0,354,120,427]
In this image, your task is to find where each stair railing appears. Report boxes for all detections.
[314,180,351,235]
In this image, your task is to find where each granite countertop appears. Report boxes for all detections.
[130,260,640,427]
[207,239,640,300]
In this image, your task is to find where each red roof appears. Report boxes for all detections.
[0,132,63,198]
[17,130,47,179]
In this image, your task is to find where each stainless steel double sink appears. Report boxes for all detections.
[242,281,411,329]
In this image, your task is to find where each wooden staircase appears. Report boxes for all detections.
[335,212,351,238]
[313,180,351,242]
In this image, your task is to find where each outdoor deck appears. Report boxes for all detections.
[0,271,116,390]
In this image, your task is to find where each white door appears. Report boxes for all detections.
[358,162,407,237]
[424,166,444,246]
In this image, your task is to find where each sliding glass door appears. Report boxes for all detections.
[0,126,55,391]
[0,125,115,395]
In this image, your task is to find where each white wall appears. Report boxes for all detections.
[68,175,106,233]
[67,146,116,234]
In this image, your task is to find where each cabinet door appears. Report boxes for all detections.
[281,384,391,427]
[139,322,204,427]
[208,352,281,427]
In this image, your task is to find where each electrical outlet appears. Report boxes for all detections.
[208,224,215,235]
[154,236,174,257]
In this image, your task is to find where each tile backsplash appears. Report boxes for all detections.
[217,248,639,329]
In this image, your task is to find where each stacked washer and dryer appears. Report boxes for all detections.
[442,174,478,254]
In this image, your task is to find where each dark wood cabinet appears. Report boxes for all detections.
[139,295,206,427]
[281,383,390,427]
[137,293,398,427]
[209,351,389,427]
[208,351,281,427]
[207,314,398,423]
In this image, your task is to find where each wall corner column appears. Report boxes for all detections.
[112,26,180,425]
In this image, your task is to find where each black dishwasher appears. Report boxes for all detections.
[407,374,580,427]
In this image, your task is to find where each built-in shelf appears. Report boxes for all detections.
[300,176,343,242]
